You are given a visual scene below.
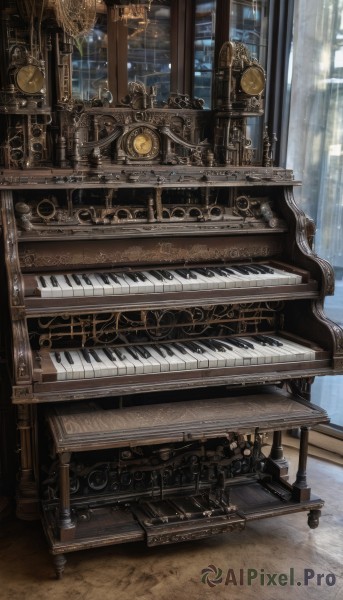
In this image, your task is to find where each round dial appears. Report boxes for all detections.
[133,133,153,155]
[240,66,265,96]
[15,64,45,94]
[127,127,160,159]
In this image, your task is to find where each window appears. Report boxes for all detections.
[287,0,343,428]
[194,1,216,108]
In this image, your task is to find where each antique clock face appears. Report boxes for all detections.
[15,64,45,94]
[240,66,265,96]
[126,127,160,159]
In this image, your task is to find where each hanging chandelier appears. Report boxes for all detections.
[111,1,153,26]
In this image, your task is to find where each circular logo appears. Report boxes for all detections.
[201,564,223,587]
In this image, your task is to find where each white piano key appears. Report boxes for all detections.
[91,273,116,296]
[144,346,170,372]
[92,349,118,374]
[206,270,230,290]
[220,341,254,366]
[119,349,146,374]
[171,271,200,292]
[141,271,165,293]
[181,344,209,368]
[218,344,244,366]
[64,350,85,378]
[117,274,143,294]
[135,276,156,294]
[248,338,285,363]
[107,348,134,375]
[36,276,54,298]
[54,275,74,298]
[159,271,184,292]
[86,274,105,296]
[196,341,226,367]
[49,353,68,380]
[273,337,316,361]
[159,345,188,370]
[224,269,251,288]
[78,275,96,296]
[273,268,302,285]
[106,273,130,295]
[169,345,198,370]
[69,275,86,297]
[75,350,96,378]
[58,352,80,380]
[239,339,266,365]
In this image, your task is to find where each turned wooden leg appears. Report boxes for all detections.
[292,426,311,501]
[53,554,67,579]
[266,431,289,479]
[58,453,75,541]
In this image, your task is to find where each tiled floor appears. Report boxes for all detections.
[0,445,342,600]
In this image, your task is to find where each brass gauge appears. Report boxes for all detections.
[127,127,160,159]
[133,132,154,155]
[240,66,265,96]
[15,64,45,94]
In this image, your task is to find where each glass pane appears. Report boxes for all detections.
[230,0,269,66]
[72,9,108,100]
[230,1,270,163]
[287,0,343,427]
[127,2,171,105]
[194,1,216,108]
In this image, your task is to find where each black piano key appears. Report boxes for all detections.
[72,274,82,286]
[161,344,174,357]
[50,275,58,287]
[64,351,74,364]
[39,275,47,288]
[211,340,229,352]
[226,338,245,348]
[154,346,166,358]
[150,270,164,281]
[81,348,91,363]
[215,267,229,277]
[137,272,147,282]
[252,265,271,274]
[218,340,233,351]
[222,267,235,275]
[252,335,268,346]
[243,266,261,274]
[135,346,151,359]
[200,339,218,352]
[195,267,215,278]
[103,347,116,361]
[184,341,203,354]
[82,274,92,286]
[188,270,198,280]
[64,275,72,287]
[112,348,124,361]
[160,270,174,280]
[127,347,139,360]
[239,338,255,349]
[262,335,283,347]
[89,349,102,362]
[126,273,139,283]
[108,273,120,284]
[173,343,188,355]
[256,264,274,274]
[99,273,110,285]
[54,351,61,363]
[232,265,250,275]
[175,269,189,280]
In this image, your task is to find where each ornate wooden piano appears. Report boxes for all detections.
[0,1,342,578]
